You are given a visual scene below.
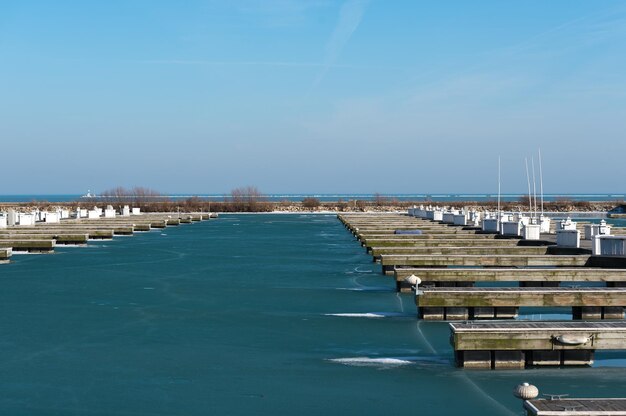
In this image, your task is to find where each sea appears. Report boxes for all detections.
[1,193,625,203]
[1,214,625,415]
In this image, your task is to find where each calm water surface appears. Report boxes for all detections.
[1,214,625,415]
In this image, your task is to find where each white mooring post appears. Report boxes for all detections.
[556,229,580,248]
[594,235,626,256]
[104,205,116,218]
[522,224,541,240]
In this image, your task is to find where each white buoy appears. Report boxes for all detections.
[404,274,421,286]
[513,382,539,400]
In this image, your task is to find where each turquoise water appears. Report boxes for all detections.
[1,214,625,415]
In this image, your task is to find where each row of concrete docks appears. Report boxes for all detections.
[337,208,626,370]
[0,207,218,263]
[0,205,143,227]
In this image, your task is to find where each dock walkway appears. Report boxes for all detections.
[417,287,626,320]
[450,321,626,368]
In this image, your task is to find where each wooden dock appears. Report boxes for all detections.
[338,212,626,371]
[394,267,626,292]
[450,321,626,368]
[360,233,499,242]
[0,238,56,252]
[0,247,11,263]
[524,398,626,415]
[0,232,89,244]
[380,254,591,274]
[362,238,523,249]
[417,287,626,320]
[371,245,549,258]
[0,211,214,264]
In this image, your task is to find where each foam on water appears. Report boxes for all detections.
[335,287,394,292]
[325,312,413,319]
[328,357,413,367]
[325,313,385,318]
[328,355,450,368]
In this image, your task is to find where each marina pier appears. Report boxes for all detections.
[394,267,626,291]
[0,207,217,264]
[0,247,11,263]
[337,210,626,369]
[417,287,626,320]
[450,321,626,368]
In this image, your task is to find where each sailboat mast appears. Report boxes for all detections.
[525,158,532,217]
[531,156,537,221]
[539,148,544,216]
[498,156,501,228]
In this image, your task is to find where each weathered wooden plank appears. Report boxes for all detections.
[381,254,590,268]
[395,267,626,283]
[526,398,626,415]
[450,321,626,351]
[0,247,12,261]
[360,233,498,241]
[0,239,55,252]
[417,287,626,307]
[363,238,521,248]
[372,246,548,256]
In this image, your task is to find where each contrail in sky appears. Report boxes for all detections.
[307,0,369,96]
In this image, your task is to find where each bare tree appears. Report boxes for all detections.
[99,186,163,210]
[302,197,320,210]
[229,186,265,212]
[373,193,388,207]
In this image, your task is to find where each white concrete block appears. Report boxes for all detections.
[442,213,455,224]
[522,224,541,240]
[453,214,467,226]
[17,213,35,226]
[597,236,626,256]
[482,218,499,232]
[44,212,60,223]
[501,221,522,236]
[556,229,580,248]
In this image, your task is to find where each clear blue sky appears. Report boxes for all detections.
[1,0,625,195]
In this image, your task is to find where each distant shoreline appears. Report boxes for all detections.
[0,199,620,215]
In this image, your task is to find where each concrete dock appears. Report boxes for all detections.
[0,232,89,244]
[0,211,214,264]
[394,267,626,291]
[417,287,626,320]
[0,247,12,263]
[362,237,524,249]
[371,245,550,257]
[450,321,626,368]
[0,238,56,252]
[338,211,626,371]
[380,254,591,274]
[524,398,626,415]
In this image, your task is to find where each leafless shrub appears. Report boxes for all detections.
[302,197,321,210]
[373,193,388,207]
